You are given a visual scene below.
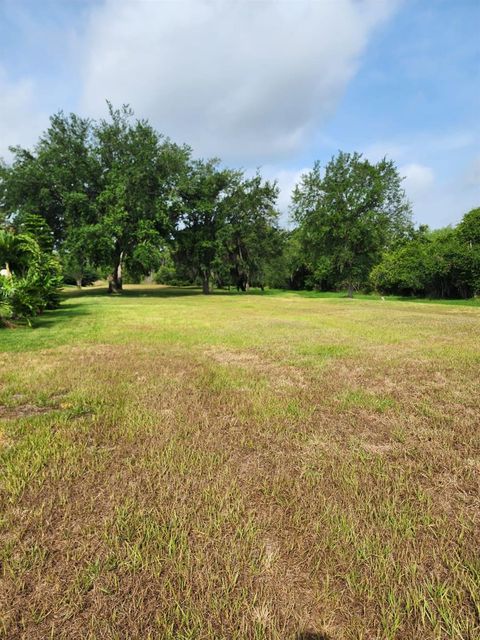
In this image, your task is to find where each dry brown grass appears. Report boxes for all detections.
[0,287,479,639]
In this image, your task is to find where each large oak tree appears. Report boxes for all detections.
[0,105,190,292]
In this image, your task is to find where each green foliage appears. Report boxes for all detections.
[17,212,55,252]
[0,229,62,326]
[1,113,97,245]
[218,173,280,290]
[1,104,478,303]
[371,209,480,298]
[62,265,99,287]
[0,230,39,278]
[173,159,238,293]
[291,152,413,294]
[370,234,433,296]
[153,245,187,285]
[458,207,480,245]
[174,164,281,293]
[255,229,311,290]
[1,105,190,294]
[93,104,190,291]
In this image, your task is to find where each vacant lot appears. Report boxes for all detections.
[1,286,479,639]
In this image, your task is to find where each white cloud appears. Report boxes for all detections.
[398,159,479,228]
[431,131,477,152]
[419,187,479,229]
[361,128,480,226]
[364,141,409,163]
[259,166,309,224]
[0,67,48,160]
[80,0,398,163]
[400,163,435,199]
[464,155,480,187]
[365,129,479,167]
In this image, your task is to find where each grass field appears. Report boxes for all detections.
[1,285,479,639]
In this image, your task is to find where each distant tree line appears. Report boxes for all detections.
[371,210,480,298]
[1,105,479,323]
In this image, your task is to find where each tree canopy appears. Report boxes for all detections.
[291,152,413,295]
[1,105,479,321]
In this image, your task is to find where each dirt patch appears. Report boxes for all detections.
[205,346,307,389]
[0,430,11,449]
[361,442,395,455]
[0,404,56,420]
[207,348,262,366]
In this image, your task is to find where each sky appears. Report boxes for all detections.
[0,0,479,228]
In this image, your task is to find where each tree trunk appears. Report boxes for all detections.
[76,277,82,289]
[347,283,354,298]
[202,274,210,294]
[108,252,124,293]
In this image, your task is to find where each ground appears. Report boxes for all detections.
[0,286,479,639]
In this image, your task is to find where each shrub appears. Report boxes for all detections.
[0,230,62,326]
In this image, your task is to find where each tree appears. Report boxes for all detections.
[1,105,191,293]
[93,104,190,292]
[173,167,281,293]
[458,207,480,245]
[269,229,314,290]
[1,112,99,246]
[173,160,238,294]
[17,212,55,253]
[219,174,280,291]
[1,112,101,288]
[457,207,480,295]
[291,152,413,296]
[370,230,435,296]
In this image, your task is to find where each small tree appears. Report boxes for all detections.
[0,229,62,326]
[457,207,480,296]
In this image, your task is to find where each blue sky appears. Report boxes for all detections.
[1,0,479,227]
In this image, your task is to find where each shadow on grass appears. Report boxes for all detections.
[40,304,88,320]
[24,304,90,330]
[61,285,480,306]
[0,303,92,352]
[63,285,338,300]
[62,285,259,300]
[296,632,332,640]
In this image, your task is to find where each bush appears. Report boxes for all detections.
[0,230,62,326]
[63,266,99,287]
[154,265,191,286]
[371,212,480,299]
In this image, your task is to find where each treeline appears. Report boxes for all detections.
[1,105,479,323]
[0,106,280,300]
[371,212,480,299]
[288,156,479,298]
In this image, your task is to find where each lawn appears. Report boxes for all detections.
[1,286,479,639]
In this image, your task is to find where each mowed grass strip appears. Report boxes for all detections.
[0,286,479,639]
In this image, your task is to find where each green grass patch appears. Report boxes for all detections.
[338,389,397,413]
